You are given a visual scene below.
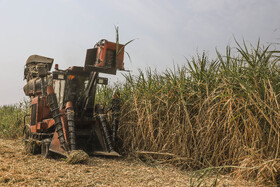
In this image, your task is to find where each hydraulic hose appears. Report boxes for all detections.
[111,91,121,148]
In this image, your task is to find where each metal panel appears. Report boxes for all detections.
[31,104,37,126]
[53,79,65,109]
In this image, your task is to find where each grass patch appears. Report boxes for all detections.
[0,101,29,138]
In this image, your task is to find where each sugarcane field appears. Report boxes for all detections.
[0,1,280,186]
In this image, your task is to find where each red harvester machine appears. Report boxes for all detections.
[23,39,124,158]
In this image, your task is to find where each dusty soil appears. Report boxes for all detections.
[0,139,251,186]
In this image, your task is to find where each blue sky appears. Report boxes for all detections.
[0,0,279,105]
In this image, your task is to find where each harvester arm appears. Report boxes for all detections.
[80,72,98,118]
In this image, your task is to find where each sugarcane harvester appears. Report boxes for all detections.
[23,40,124,158]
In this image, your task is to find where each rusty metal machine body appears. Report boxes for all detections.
[23,40,124,157]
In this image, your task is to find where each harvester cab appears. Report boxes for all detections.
[23,40,124,159]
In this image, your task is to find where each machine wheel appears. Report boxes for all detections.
[41,139,52,158]
[23,124,40,154]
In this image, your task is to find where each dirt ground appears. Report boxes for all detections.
[0,139,252,186]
